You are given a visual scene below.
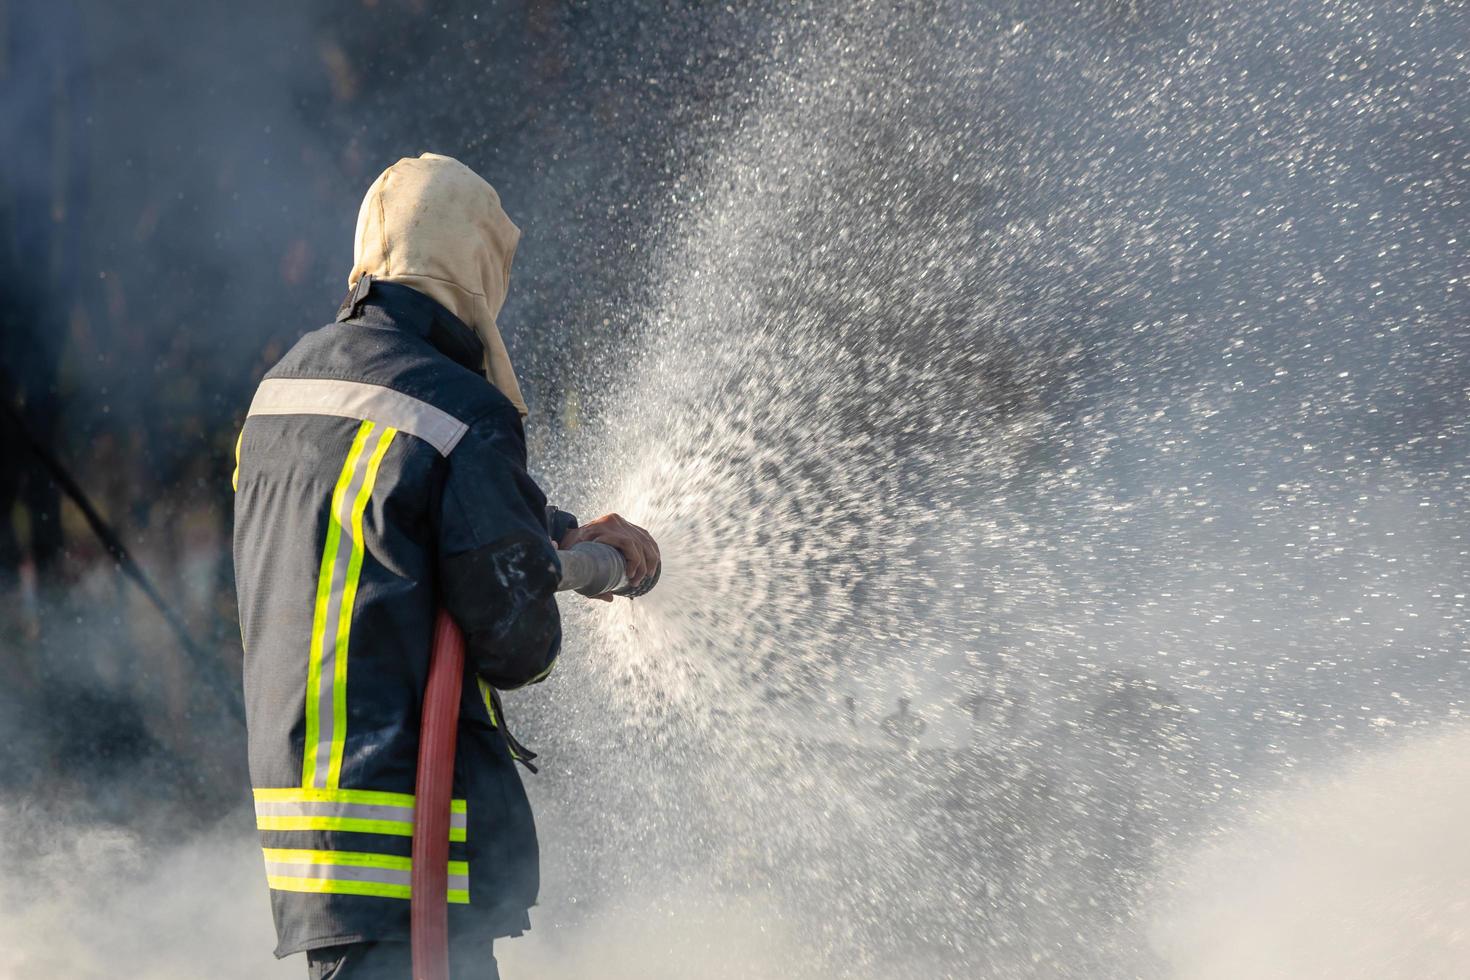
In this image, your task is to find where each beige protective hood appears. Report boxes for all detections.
[349,152,527,416]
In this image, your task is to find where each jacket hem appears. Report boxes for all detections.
[275,933,375,960]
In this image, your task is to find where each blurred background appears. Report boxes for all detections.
[0,0,766,822]
[0,3,773,971]
[2,0,1469,978]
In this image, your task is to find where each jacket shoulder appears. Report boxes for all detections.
[262,320,518,437]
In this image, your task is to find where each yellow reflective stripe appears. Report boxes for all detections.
[255,787,411,807]
[258,815,412,836]
[262,848,469,875]
[495,651,558,692]
[304,421,374,788]
[479,678,497,727]
[525,658,557,685]
[477,678,525,761]
[263,850,470,903]
[232,430,243,492]
[267,876,412,900]
[263,848,407,870]
[252,787,467,814]
[266,879,471,904]
[257,815,468,842]
[326,425,397,789]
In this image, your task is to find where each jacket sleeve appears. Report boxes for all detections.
[439,410,562,690]
[545,505,579,544]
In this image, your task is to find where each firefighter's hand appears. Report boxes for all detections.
[559,514,660,599]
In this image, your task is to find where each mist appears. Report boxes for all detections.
[0,808,290,979]
[1152,726,1470,979]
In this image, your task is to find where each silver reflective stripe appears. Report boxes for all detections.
[254,798,468,832]
[257,800,410,823]
[264,860,412,887]
[248,377,469,456]
[262,848,471,902]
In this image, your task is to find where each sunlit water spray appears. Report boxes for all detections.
[519,0,1469,977]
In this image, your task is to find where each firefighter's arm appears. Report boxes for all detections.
[438,410,562,690]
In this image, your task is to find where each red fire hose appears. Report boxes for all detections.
[409,546,655,978]
[412,607,465,980]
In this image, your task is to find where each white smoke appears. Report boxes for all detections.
[499,888,832,980]
[0,809,291,980]
[1151,726,1470,980]
[0,798,829,979]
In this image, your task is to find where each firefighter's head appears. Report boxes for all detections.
[349,152,527,415]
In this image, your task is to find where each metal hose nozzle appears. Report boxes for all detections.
[555,541,661,598]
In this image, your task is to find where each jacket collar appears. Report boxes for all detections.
[335,275,485,374]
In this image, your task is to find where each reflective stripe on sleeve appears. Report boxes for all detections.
[479,678,498,727]
[247,377,468,456]
[253,788,467,841]
[478,678,531,764]
[262,848,469,904]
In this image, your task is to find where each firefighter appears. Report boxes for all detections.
[233,153,658,978]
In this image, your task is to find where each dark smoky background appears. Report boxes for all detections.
[0,0,780,826]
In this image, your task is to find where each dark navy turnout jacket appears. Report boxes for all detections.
[233,279,576,956]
